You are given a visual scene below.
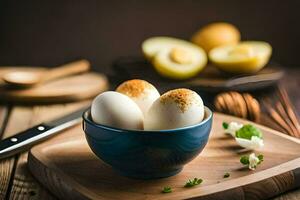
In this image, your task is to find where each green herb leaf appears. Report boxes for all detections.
[184,178,203,188]
[258,154,264,164]
[240,153,264,170]
[222,122,229,129]
[235,124,263,140]
[223,172,230,178]
[162,186,172,193]
[240,155,250,165]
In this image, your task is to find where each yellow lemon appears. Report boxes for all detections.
[209,41,272,74]
[191,22,241,53]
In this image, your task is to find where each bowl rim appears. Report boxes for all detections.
[82,106,213,134]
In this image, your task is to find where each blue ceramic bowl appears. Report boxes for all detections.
[82,106,212,179]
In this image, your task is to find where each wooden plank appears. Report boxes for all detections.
[1,101,89,199]
[0,157,15,199]
[8,153,57,200]
[0,106,52,200]
[0,105,11,199]
[0,106,9,138]
[273,190,300,200]
[2,106,54,200]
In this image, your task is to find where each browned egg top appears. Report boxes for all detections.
[116,79,154,98]
[160,88,199,112]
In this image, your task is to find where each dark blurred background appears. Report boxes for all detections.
[0,0,299,72]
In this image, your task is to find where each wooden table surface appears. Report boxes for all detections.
[0,69,299,200]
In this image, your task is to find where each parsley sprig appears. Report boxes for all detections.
[162,186,172,193]
[223,172,230,178]
[184,178,203,188]
[236,124,263,139]
[240,154,264,170]
[222,122,229,129]
[240,154,263,165]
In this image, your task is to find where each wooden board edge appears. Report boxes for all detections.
[27,150,101,200]
[28,146,300,200]
[0,73,109,104]
[187,169,300,200]
[27,112,300,199]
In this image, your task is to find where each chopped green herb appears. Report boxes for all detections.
[240,155,250,165]
[235,124,263,140]
[257,154,264,164]
[162,186,172,193]
[222,122,229,129]
[184,178,203,188]
[240,153,264,170]
[223,172,230,178]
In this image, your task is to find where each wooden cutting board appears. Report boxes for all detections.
[28,113,300,200]
[0,67,108,103]
[112,57,284,92]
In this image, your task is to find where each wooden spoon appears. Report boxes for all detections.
[3,59,90,87]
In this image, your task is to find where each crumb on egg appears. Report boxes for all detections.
[160,88,201,112]
[116,79,155,98]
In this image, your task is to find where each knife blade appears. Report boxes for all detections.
[0,106,89,159]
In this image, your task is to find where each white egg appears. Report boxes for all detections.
[144,88,204,130]
[116,79,160,115]
[91,91,143,130]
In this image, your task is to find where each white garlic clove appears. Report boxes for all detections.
[249,153,260,170]
[224,122,243,137]
[235,136,264,150]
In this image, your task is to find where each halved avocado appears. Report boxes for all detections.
[209,41,272,74]
[142,37,207,80]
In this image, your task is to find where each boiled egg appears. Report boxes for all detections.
[144,88,204,130]
[116,79,160,115]
[209,41,272,73]
[91,91,143,130]
[142,37,207,80]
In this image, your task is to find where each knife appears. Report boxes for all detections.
[0,106,88,159]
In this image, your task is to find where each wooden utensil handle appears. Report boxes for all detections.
[43,60,90,82]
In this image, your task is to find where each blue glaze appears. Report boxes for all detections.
[82,107,213,179]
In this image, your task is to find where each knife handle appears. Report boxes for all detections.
[0,123,53,158]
